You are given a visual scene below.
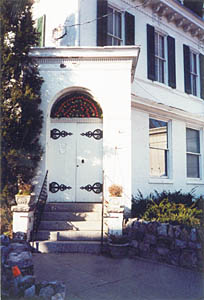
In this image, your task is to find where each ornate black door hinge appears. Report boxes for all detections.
[51,128,73,140]
[49,182,72,193]
[80,182,103,194]
[80,129,103,140]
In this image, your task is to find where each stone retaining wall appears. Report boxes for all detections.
[124,219,204,271]
[1,232,66,299]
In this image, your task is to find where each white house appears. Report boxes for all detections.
[16,0,204,250]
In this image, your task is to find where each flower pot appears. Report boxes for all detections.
[108,242,129,258]
[15,195,35,206]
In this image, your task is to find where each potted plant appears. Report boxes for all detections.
[15,181,35,206]
[108,234,130,258]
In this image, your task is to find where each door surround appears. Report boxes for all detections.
[47,89,103,202]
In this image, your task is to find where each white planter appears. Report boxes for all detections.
[15,195,35,206]
[108,196,124,212]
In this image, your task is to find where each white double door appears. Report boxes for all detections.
[48,122,103,202]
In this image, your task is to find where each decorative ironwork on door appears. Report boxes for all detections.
[80,182,103,194]
[80,129,103,140]
[49,182,72,193]
[50,128,73,140]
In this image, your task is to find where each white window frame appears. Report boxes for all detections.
[186,126,203,181]
[107,5,124,46]
[149,117,172,179]
[154,31,167,84]
[190,49,200,97]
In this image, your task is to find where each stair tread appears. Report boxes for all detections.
[44,203,102,212]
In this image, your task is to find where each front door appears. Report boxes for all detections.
[48,121,103,202]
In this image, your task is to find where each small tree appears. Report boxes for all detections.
[0,0,43,208]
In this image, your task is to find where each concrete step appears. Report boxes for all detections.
[33,241,104,254]
[41,211,102,221]
[35,230,103,241]
[39,220,102,231]
[44,203,102,213]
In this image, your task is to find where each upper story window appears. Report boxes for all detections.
[186,128,201,178]
[147,24,176,89]
[183,45,204,99]
[97,0,135,46]
[107,6,122,45]
[154,31,166,83]
[149,118,169,177]
[190,50,199,96]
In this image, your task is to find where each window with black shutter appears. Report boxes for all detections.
[147,24,155,81]
[147,24,176,88]
[183,45,191,94]
[37,15,46,47]
[97,0,135,46]
[125,12,135,45]
[97,0,108,46]
[199,54,204,100]
[167,36,176,89]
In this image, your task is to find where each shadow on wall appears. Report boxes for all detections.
[52,14,77,46]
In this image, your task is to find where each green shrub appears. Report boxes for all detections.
[0,206,12,237]
[142,198,202,227]
[131,190,204,227]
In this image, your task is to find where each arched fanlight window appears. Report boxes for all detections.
[51,92,103,118]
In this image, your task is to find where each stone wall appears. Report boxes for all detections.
[1,232,66,299]
[124,219,204,271]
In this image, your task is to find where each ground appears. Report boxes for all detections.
[33,253,204,300]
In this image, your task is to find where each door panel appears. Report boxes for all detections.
[48,123,76,202]
[76,123,103,202]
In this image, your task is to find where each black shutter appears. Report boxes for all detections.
[125,12,135,45]
[167,36,176,89]
[97,0,108,46]
[183,44,191,94]
[200,54,204,100]
[147,24,155,81]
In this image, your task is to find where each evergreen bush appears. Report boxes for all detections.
[0,0,43,235]
[1,0,43,208]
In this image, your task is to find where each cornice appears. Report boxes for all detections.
[138,0,204,42]
[30,46,141,82]
[131,95,204,126]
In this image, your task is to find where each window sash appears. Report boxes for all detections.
[186,153,200,178]
[190,51,199,96]
[150,148,168,177]
[186,128,201,178]
[154,32,166,83]
[107,7,122,45]
[186,128,200,153]
[149,118,168,177]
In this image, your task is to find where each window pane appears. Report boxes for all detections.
[186,128,200,153]
[115,11,121,38]
[193,53,197,73]
[155,58,159,81]
[150,148,168,176]
[149,118,168,177]
[192,74,197,96]
[159,60,164,83]
[113,38,120,45]
[159,35,164,58]
[108,7,113,35]
[149,119,168,149]
[107,35,112,45]
[187,154,200,178]
[155,33,158,56]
